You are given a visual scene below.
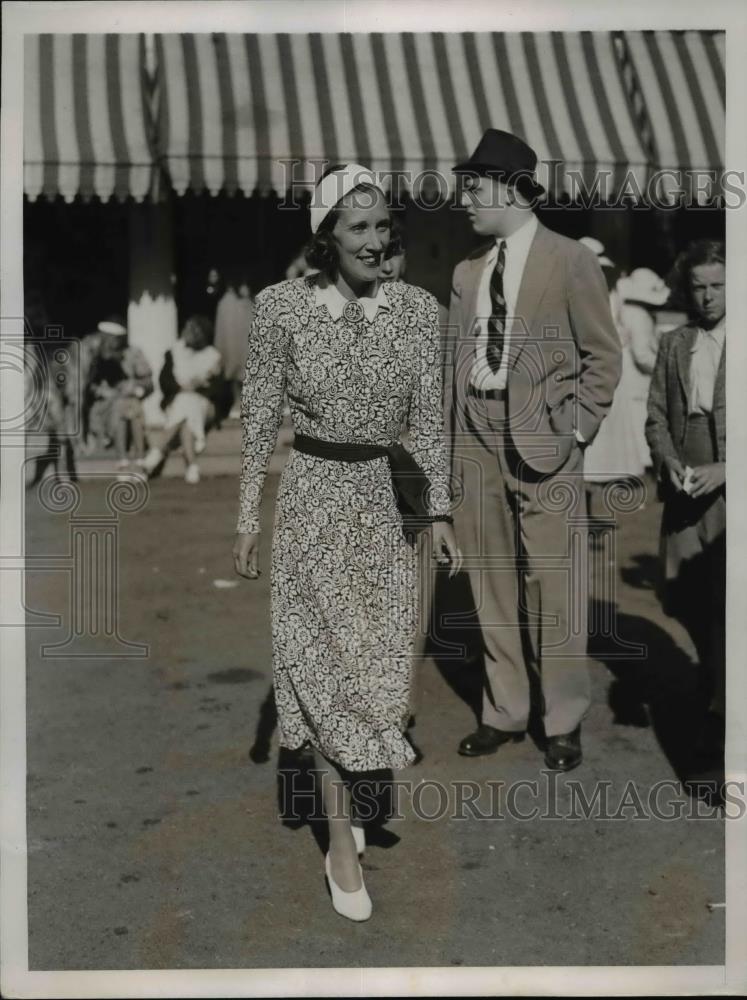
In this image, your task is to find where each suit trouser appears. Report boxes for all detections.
[452,395,591,737]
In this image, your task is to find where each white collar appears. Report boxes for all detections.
[692,318,725,350]
[313,278,391,321]
[489,214,538,255]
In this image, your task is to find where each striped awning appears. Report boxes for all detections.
[24,31,725,204]
[617,31,725,176]
[155,31,656,199]
[24,34,154,203]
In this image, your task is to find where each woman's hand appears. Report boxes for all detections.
[689,462,725,498]
[663,455,686,492]
[431,521,462,578]
[233,532,260,579]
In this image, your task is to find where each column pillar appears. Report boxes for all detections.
[127,196,178,427]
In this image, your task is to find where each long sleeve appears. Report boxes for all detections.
[645,331,679,477]
[407,291,452,518]
[443,264,465,475]
[236,290,290,534]
[567,248,622,444]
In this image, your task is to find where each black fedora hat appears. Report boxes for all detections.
[454,129,545,200]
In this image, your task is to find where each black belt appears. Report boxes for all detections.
[292,433,452,540]
[468,384,506,401]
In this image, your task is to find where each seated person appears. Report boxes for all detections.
[85,316,153,468]
[142,314,229,484]
[24,340,69,487]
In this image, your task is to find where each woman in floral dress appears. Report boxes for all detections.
[233,164,459,921]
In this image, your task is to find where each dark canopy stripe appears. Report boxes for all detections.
[21,34,164,201]
[621,30,724,173]
[27,31,720,202]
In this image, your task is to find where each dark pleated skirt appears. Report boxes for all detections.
[660,414,725,616]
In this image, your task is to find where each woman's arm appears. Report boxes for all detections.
[407,291,452,520]
[236,289,290,535]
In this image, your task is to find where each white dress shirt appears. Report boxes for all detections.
[688,319,725,415]
[470,213,538,390]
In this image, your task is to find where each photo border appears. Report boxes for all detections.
[2,1,746,996]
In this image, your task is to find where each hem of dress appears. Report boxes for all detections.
[278,738,416,774]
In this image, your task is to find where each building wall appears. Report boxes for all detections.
[24,193,726,340]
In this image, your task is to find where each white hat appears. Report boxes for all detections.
[579,236,614,269]
[97,317,127,336]
[309,163,384,234]
[618,268,670,307]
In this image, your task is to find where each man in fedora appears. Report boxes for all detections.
[444,129,621,771]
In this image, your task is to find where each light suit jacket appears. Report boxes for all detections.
[444,221,622,475]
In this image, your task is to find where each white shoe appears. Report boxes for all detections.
[116,459,130,470]
[194,436,206,456]
[325,853,372,922]
[185,463,200,485]
[142,447,164,474]
[352,825,365,857]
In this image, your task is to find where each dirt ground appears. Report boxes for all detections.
[24,427,725,970]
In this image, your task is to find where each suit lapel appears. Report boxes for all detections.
[675,325,699,399]
[454,247,490,406]
[460,247,490,342]
[508,223,559,370]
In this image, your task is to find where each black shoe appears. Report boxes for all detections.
[544,727,582,772]
[458,724,524,757]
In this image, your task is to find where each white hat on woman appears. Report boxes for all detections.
[579,236,614,269]
[617,268,670,307]
[309,163,384,234]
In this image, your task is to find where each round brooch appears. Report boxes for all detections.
[342,300,364,324]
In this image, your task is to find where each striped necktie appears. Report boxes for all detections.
[486,240,507,372]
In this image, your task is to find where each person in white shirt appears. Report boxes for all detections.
[617,267,671,469]
[578,241,648,512]
[142,315,225,484]
[445,129,621,771]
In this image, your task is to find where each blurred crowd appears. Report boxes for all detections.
[25,270,255,486]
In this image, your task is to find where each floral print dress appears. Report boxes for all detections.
[236,275,450,771]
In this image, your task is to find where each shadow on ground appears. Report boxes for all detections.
[248,683,403,856]
[425,569,708,784]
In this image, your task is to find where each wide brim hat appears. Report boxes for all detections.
[453,129,546,200]
[579,236,614,269]
[618,268,670,308]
